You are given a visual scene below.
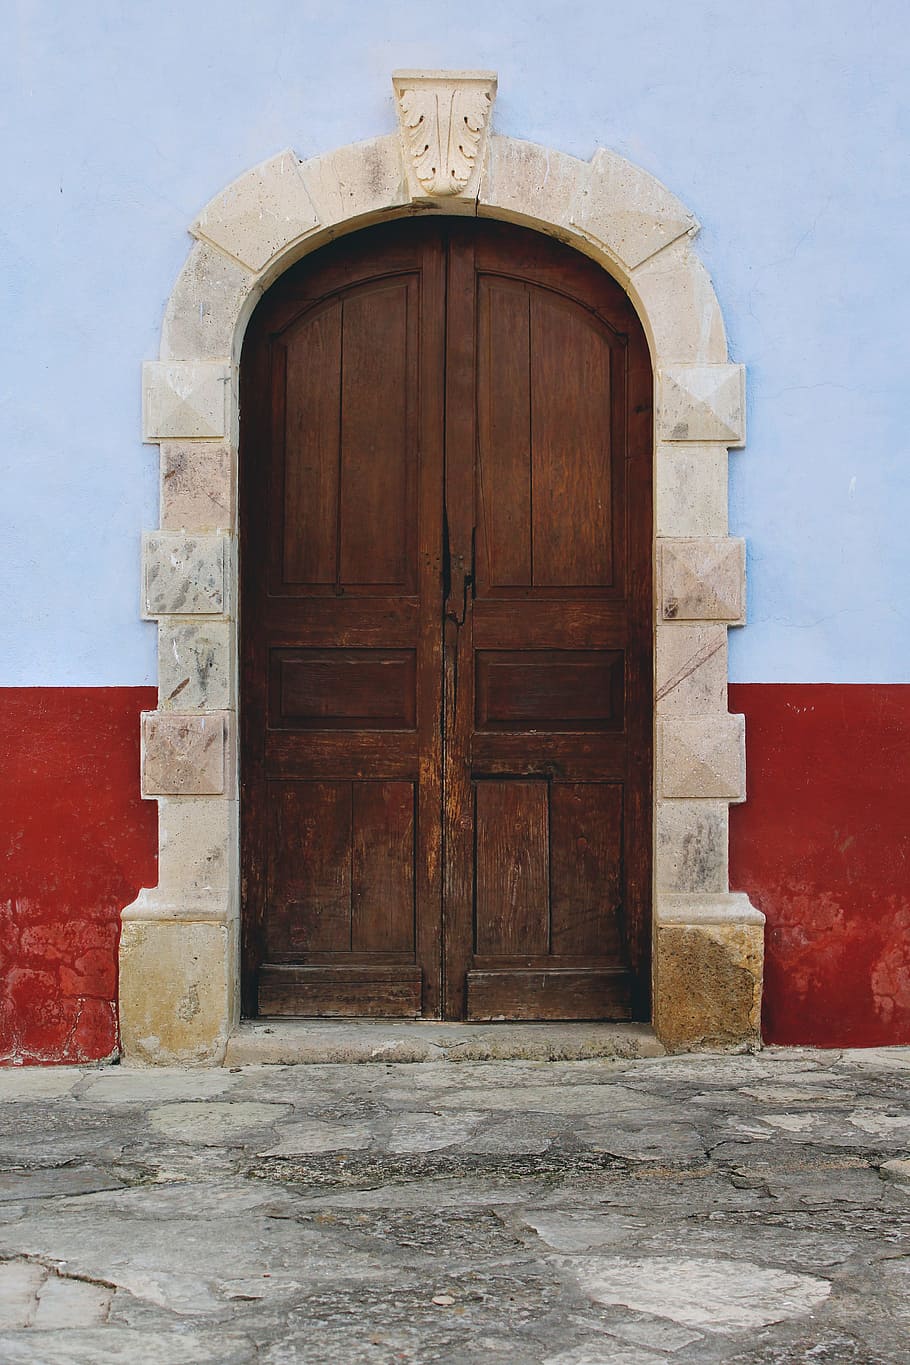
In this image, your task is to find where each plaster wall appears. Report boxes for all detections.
[1,0,909,686]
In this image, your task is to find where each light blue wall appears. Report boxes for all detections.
[2,0,907,684]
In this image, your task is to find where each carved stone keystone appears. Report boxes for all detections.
[393,69,497,203]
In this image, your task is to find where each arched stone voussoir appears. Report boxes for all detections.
[297,135,410,238]
[478,136,592,244]
[628,238,728,367]
[478,136,725,369]
[572,147,699,273]
[160,239,258,362]
[191,149,322,274]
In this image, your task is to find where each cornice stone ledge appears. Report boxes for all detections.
[656,892,765,927]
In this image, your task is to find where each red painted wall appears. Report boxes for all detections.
[730,684,910,1047]
[0,688,157,1065]
[2,684,908,1059]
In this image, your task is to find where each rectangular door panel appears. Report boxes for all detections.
[476,278,532,589]
[266,781,351,957]
[275,277,420,597]
[550,783,624,958]
[530,291,613,588]
[338,281,415,589]
[475,650,624,731]
[474,780,550,956]
[281,301,342,586]
[270,648,417,729]
[443,219,652,1022]
[351,782,416,954]
[265,779,416,962]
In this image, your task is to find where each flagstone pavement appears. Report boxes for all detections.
[1,1046,909,1363]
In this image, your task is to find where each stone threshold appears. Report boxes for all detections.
[223,1020,665,1066]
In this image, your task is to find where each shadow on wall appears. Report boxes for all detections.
[730,684,910,1047]
[0,688,157,1065]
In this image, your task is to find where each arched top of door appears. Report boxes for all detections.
[150,70,744,451]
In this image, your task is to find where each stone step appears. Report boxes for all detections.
[223,1020,665,1067]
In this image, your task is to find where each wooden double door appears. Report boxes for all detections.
[240,218,652,1021]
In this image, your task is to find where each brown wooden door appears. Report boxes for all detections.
[240,218,652,1021]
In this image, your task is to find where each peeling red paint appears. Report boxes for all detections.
[730,684,910,1047]
[0,688,157,1065]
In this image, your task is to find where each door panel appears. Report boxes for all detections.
[241,217,652,1021]
[241,223,445,1018]
[442,222,652,1021]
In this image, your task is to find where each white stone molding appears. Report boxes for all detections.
[392,70,497,203]
[123,69,761,1062]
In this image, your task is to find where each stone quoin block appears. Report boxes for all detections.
[158,621,231,711]
[142,533,227,617]
[160,442,234,533]
[572,147,698,271]
[655,444,729,537]
[658,364,746,445]
[191,150,320,272]
[661,713,746,801]
[142,361,229,442]
[141,712,227,796]
[660,538,746,623]
[656,800,729,894]
[121,793,235,925]
[656,624,728,716]
[152,795,234,903]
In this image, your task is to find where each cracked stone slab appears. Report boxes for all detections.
[147,1101,290,1143]
[562,1254,831,1332]
[258,1119,374,1156]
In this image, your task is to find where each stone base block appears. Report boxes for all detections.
[653,907,764,1051]
[119,920,234,1064]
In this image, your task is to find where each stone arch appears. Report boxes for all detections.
[123,70,763,1062]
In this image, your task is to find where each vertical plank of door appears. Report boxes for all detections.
[530,292,613,587]
[442,225,478,1019]
[475,781,550,955]
[282,302,342,585]
[414,230,447,1016]
[266,780,352,956]
[549,783,623,957]
[351,782,415,953]
[476,279,531,591]
[339,282,412,588]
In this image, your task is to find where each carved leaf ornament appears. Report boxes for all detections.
[393,71,497,199]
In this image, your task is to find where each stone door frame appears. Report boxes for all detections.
[123,69,763,1063]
